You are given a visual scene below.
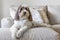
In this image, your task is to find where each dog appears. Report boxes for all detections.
[10,4,33,39]
[10,4,51,39]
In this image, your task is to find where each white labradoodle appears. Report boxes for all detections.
[10,5,33,39]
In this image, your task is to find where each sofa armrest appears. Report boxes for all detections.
[1,17,14,28]
[0,27,59,40]
[52,25,60,34]
[0,28,13,40]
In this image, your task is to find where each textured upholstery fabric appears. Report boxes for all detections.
[21,27,60,40]
[48,6,60,24]
[1,17,14,28]
[0,27,60,40]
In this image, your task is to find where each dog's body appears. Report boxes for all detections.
[10,19,32,39]
[10,4,33,39]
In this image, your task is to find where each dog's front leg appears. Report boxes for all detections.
[16,26,29,38]
[10,27,19,39]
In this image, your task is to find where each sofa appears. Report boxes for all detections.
[1,5,60,40]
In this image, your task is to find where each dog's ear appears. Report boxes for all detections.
[14,6,21,20]
[28,8,32,21]
[29,13,32,21]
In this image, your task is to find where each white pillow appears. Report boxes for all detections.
[30,7,43,24]
[48,6,60,24]
[9,7,18,19]
[9,7,43,24]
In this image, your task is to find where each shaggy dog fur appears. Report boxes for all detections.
[10,4,33,39]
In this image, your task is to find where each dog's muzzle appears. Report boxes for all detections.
[24,12,26,15]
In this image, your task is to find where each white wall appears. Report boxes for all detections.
[2,0,60,17]
[2,0,47,17]
[0,0,2,26]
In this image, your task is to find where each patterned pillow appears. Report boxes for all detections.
[30,7,44,24]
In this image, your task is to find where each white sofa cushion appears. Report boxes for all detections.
[48,6,60,24]
[30,7,43,24]
[0,27,60,40]
[22,27,60,40]
[1,17,14,28]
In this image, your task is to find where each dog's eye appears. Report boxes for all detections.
[25,8,28,10]
[20,8,23,11]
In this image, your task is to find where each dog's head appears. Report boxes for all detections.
[15,5,32,21]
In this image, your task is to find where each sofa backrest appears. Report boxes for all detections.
[48,6,60,25]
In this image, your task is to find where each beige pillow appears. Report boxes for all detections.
[37,6,49,24]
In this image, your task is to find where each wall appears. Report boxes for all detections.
[2,0,60,17]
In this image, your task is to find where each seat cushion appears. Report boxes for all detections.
[0,28,13,40]
[21,27,60,40]
[0,27,59,40]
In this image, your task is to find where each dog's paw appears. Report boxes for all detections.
[11,33,19,39]
[16,31,24,39]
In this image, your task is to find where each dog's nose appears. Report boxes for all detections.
[24,12,26,15]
